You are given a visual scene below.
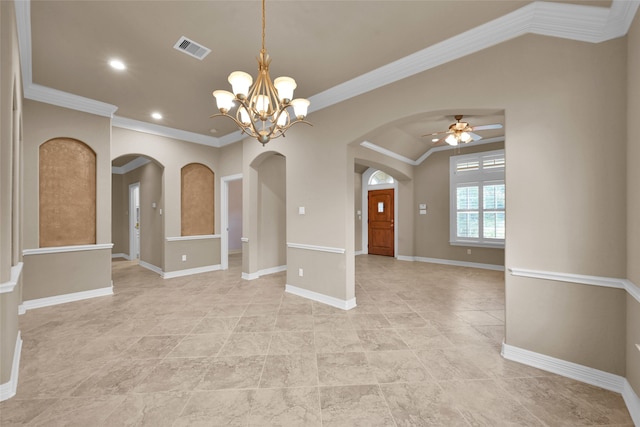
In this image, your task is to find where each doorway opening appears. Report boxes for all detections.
[129,182,140,260]
[361,169,398,257]
[221,173,243,270]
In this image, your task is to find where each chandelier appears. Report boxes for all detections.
[212,0,311,146]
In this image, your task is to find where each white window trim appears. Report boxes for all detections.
[450,149,505,248]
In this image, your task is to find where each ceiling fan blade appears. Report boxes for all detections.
[422,130,449,137]
[470,132,483,141]
[472,123,503,131]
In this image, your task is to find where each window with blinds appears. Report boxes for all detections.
[450,149,505,247]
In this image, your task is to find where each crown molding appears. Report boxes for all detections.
[111,116,220,147]
[111,156,151,175]
[361,136,505,166]
[24,83,118,118]
[14,0,640,147]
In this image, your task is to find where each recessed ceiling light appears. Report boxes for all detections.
[109,59,126,70]
[431,138,439,142]
[151,112,162,120]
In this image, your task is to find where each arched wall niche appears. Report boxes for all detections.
[39,137,96,247]
[181,163,215,236]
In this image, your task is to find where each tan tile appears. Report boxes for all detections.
[260,353,318,388]
[0,398,57,426]
[500,376,634,426]
[29,395,126,426]
[191,316,239,334]
[218,332,272,356]
[269,331,315,354]
[395,327,455,350]
[244,303,281,316]
[197,355,265,390]
[314,330,364,353]
[133,357,211,392]
[356,329,409,351]
[381,382,468,426]
[366,350,432,384]
[147,317,201,335]
[415,348,489,381]
[440,379,545,426]
[317,352,377,386]
[278,301,313,315]
[249,387,321,426]
[121,335,183,359]
[455,310,504,326]
[275,314,315,331]
[313,314,354,331]
[319,384,395,426]
[234,315,277,332]
[71,358,160,396]
[205,303,248,317]
[101,391,191,427]
[383,312,428,328]
[349,313,392,329]
[174,390,254,426]
[166,333,228,357]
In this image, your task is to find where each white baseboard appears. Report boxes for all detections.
[622,379,640,426]
[0,331,22,401]
[163,264,221,279]
[501,342,640,424]
[111,253,130,260]
[258,265,287,276]
[242,265,287,281]
[285,284,356,310]
[398,255,504,271]
[354,251,364,256]
[21,285,113,312]
[138,260,162,275]
[242,272,259,281]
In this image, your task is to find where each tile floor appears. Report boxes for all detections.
[0,254,634,426]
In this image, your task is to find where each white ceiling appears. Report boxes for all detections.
[17,0,636,163]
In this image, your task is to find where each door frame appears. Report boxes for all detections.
[361,168,399,257]
[128,181,140,260]
[221,173,243,270]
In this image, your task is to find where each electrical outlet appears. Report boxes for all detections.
[467,249,471,255]
[298,268,304,277]
[181,254,187,262]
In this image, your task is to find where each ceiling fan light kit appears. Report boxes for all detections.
[212,0,311,146]
[426,114,503,147]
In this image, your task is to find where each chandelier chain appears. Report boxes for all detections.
[261,0,266,53]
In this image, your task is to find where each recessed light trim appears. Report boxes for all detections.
[151,112,163,120]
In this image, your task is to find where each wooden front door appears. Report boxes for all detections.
[368,189,394,257]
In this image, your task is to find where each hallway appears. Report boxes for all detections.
[0,255,632,426]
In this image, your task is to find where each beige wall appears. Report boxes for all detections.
[111,173,127,255]
[22,249,112,300]
[413,142,504,266]
[164,237,221,273]
[626,12,640,395]
[257,154,287,271]
[502,35,627,373]
[354,172,362,253]
[0,0,23,387]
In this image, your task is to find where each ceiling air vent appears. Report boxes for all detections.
[173,36,211,60]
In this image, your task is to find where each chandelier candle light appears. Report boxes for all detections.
[212,0,311,146]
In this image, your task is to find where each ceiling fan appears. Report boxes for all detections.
[424,115,503,146]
